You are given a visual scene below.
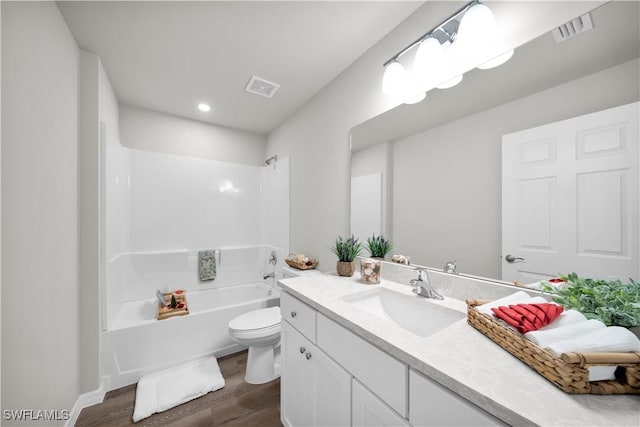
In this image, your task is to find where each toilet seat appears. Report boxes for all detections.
[229,306,281,335]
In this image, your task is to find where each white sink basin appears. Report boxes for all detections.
[342,287,465,337]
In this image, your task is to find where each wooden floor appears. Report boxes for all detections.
[76,351,282,427]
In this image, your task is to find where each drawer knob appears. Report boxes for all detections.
[290,311,297,318]
[299,347,306,354]
[305,352,312,360]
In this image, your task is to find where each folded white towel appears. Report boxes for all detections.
[476,291,537,315]
[525,319,606,348]
[546,326,640,358]
[536,309,587,331]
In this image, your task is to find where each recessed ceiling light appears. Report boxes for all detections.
[197,103,211,112]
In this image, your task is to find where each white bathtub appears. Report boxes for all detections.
[103,282,280,390]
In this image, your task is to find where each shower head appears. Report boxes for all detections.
[265,155,278,166]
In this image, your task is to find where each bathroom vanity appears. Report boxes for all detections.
[278,273,639,427]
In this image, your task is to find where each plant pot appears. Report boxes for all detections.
[336,261,356,277]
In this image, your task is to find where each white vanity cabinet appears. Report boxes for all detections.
[282,290,499,427]
[353,379,411,427]
[409,369,503,426]
[280,294,351,427]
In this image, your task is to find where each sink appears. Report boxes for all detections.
[342,287,465,337]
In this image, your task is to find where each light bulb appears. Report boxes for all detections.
[436,74,463,89]
[414,37,443,89]
[198,103,211,112]
[478,48,514,69]
[456,3,500,66]
[382,61,407,96]
[404,91,426,105]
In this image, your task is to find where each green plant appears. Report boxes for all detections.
[366,234,393,258]
[170,294,177,309]
[331,235,362,262]
[542,272,640,328]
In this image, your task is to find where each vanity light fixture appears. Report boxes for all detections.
[382,0,513,103]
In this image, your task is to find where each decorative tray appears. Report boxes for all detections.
[157,290,189,320]
[466,298,640,394]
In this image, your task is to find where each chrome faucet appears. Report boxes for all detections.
[263,272,275,280]
[410,269,444,300]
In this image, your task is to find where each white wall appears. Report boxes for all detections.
[119,104,267,166]
[78,51,120,394]
[1,2,79,423]
[267,1,605,272]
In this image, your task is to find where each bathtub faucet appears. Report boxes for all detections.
[263,272,275,280]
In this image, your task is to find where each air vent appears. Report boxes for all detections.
[245,76,280,98]
[552,13,593,43]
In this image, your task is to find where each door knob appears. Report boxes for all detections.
[505,254,525,263]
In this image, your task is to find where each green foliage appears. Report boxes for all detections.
[170,294,177,309]
[542,272,640,328]
[366,234,393,258]
[331,235,363,262]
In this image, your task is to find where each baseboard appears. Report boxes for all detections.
[65,377,107,427]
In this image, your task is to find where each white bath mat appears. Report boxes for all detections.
[132,356,225,423]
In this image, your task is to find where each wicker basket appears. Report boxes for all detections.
[466,299,640,394]
[285,257,318,270]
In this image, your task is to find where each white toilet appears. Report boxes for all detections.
[228,305,282,384]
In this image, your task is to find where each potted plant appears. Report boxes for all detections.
[366,234,393,259]
[331,235,362,277]
[542,273,640,335]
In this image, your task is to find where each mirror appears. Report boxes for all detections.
[350,2,639,283]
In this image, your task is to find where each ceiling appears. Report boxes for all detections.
[57,1,423,135]
[351,1,640,149]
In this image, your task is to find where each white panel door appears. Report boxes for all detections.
[502,102,639,283]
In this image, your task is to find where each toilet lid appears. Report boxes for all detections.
[229,306,281,331]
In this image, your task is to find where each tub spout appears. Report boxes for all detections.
[263,272,275,280]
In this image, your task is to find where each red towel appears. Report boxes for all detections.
[491,303,563,333]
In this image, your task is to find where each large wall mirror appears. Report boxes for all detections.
[350,1,639,284]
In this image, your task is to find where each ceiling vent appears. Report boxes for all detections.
[552,13,594,43]
[245,76,280,98]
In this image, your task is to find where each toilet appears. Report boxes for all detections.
[228,305,282,384]
[228,267,319,384]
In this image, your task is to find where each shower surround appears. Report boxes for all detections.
[102,135,289,388]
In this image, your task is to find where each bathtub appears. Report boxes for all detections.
[102,282,280,390]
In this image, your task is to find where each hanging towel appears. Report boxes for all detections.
[198,250,216,281]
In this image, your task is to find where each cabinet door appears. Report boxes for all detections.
[409,369,503,426]
[281,321,314,427]
[353,379,410,427]
[282,321,352,427]
[313,343,352,427]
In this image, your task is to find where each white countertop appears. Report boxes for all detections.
[278,273,640,427]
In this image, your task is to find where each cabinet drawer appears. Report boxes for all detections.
[281,292,317,342]
[317,313,408,418]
